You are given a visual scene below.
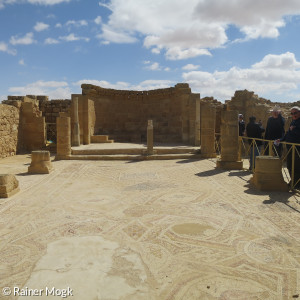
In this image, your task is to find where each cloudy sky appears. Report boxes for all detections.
[1,0,300,102]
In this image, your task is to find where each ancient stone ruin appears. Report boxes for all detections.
[1,83,299,161]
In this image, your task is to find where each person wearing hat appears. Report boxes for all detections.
[264,105,285,157]
[276,106,300,187]
[238,114,245,136]
[246,116,265,170]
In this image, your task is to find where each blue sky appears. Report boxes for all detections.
[1,0,300,103]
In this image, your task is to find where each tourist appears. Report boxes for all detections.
[264,105,285,157]
[246,116,265,170]
[238,114,245,136]
[276,106,300,187]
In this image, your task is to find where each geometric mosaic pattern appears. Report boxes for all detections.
[0,156,300,299]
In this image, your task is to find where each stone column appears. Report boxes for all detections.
[216,110,243,169]
[83,97,90,145]
[0,174,19,198]
[250,156,288,191]
[56,116,71,160]
[195,98,201,146]
[147,120,154,155]
[200,102,216,158]
[72,97,80,146]
[28,150,53,174]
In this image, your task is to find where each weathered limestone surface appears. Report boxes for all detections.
[28,150,53,174]
[21,101,46,151]
[56,116,71,160]
[71,97,80,146]
[200,102,216,158]
[80,83,199,145]
[0,156,299,299]
[147,120,154,155]
[250,156,289,191]
[0,104,19,159]
[0,174,19,198]
[217,110,243,170]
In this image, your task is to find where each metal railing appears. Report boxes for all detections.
[214,134,300,189]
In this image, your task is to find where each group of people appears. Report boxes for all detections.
[238,106,300,187]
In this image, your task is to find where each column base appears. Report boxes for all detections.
[216,160,243,170]
[250,173,289,192]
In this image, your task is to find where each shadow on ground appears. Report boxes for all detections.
[244,182,300,213]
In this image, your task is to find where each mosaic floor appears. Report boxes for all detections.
[1,155,300,299]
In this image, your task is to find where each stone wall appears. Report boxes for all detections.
[226,90,294,132]
[39,100,71,123]
[0,104,20,158]
[80,83,200,144]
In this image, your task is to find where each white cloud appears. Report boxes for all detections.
[97,24,137,44]
[44,37,60,44]
[146,62,161,71]
[166,47,211,60]
[8,80,71,99]
[10,32,36,45]
[94,16,102,25]
[97,0,300,60]
[34,22,49,32]
[0,0,71,9]
[19,59,25,65]
[252,52,300,70]
[59,33,89,42]
[182,64,200,71]
[28,0,70,5]
[66,19,88,27]
[55,23,62,28]
[0,41,16,55]
[182,52,300,101]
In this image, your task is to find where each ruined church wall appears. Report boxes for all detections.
[81,84,197,144]
[0,104,20,158]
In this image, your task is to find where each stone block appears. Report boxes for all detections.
[28,150,53,174]
[250,156,289,191]
[0,174,20,198]
[216,160,243,170]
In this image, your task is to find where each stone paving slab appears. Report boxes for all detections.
[0,155,300,299]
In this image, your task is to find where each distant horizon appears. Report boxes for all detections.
[1,1,300,103]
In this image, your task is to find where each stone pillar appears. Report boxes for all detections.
[195,98,201,146]
[0,174,19,198]
[83,97,90,145]
[216,110,243,169]
[147,120,154,155]
[56,116,71,160]
[200,102,216,158]
[72,97,80,146]
[28,150,53,174]
[250,156,289,191]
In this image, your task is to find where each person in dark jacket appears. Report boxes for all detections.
[264,105,285,157]
[276,106,300,187]
[246,116,265,170]
[238,114,245,136]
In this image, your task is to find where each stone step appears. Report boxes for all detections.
[90,135,114,143]
[72,148,198,156]
[65,153,202,161]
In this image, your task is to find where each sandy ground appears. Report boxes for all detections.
[1,154,300,299]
